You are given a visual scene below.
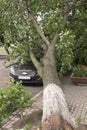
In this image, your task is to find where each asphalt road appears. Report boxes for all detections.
[0,59,43,97]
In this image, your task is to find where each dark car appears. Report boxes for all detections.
[10,61,42,84]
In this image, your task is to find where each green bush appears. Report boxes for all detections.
[72,65,87,77]
[71,12,87,66]
[73,36,87,65]
[0,81,32,127]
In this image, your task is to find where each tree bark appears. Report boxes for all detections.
[42,43,77,130]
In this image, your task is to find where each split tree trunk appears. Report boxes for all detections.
[42,43,77,130]
[25,2,78,129]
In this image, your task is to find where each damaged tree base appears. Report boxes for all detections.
[42,114,74,130]
[42,83,77,130]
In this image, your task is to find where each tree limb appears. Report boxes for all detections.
[63,0,87,16]
[4,55,22,68]
[37,41,48,51]
[63,4,69,27]
[61,0,87,27]
[51,31,59,46]
[30,51,43,77]
[25,0,50,47]
[4,61,19,68]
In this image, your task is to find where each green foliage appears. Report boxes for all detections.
[73,32,87,65]
[72,65,87,77]
[23,124,31,130]
[17,124,31,130]
[0,0,87,75]
[70,6,87,65]
[0,81,32,127]
[55,30,75,76]
[77,116,82,123]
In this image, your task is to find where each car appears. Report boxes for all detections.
[10,61,42,84]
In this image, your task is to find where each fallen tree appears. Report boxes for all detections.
[31,36,77,130]
[1,0,87,129]
[24,2,78,129]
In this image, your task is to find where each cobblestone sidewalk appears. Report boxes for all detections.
[62,77,87,125]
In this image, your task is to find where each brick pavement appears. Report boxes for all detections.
[62,76,87,125]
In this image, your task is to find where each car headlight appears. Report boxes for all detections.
[10,66,16,75]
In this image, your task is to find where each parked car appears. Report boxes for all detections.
[10,61,42,84]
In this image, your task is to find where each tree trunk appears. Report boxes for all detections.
[25,2,78,129]
[42,44,77,130]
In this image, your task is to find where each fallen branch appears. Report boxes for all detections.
[4,61,19,68]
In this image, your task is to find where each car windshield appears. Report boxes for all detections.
[16,61,36,70]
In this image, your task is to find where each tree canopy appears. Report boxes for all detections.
[0,0,87,73]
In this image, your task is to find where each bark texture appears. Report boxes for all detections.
[42,84,77,130]
[42,43,77,130]
[42,43,61,87]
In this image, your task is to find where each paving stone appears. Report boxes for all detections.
[62,76,87,124]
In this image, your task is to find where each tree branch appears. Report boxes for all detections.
[63,4,69,27]
[4,61,19,68]
[63,0,87,16]
[25,0,50,47]
[38,41,48,51]
[30,51,43,77]
[61,0,87,27]
[4,55,22,68]
[51,31,59,46]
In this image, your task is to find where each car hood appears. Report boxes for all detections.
[14,66,36,76]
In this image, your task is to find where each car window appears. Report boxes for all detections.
[18,62,35,70]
